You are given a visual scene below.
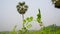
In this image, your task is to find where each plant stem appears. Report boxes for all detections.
[22,14,24,28]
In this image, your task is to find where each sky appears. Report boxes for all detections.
[0,0,60,31]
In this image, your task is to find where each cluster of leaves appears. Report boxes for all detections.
[23,16,33,24]
[17,16,33,34]
[36,9,42,23]
[10,8,42,34]
[23,16,33,29]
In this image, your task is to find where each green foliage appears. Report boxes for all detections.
[26,24,32,28]
[26,16,33,22]
[23,16,33,29]
[18,30,22,34]
[23,16,33,24]
[20,16,33,34]
[0,32,6,34]
[0,25,60,34]
[36,9,42,23]
[29,16,33,22]
[22,25,60,34]
[9,31,17,34]
[23,19,26,24]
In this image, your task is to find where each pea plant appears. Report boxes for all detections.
[16,2,28,33]
[22,8,44,31]
[9,2,44,34]
[36,9,44,28]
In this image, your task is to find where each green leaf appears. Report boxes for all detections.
[26,24,32,28]
[37,9,42,23]
[26,17,31,22]
[37,18,41,23]
[28,16,33,22]
[37,12,41,18]
[18,30,22,34]
[23,19,26,24]
[30,16,33,21]
[26,17,29,21]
